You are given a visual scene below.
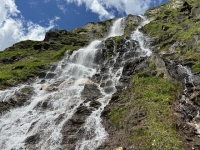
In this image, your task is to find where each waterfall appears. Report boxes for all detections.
[131,16,152,57]
[0,16,151,150]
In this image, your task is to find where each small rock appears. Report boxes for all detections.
[45,73,56,79]
[38,72,46,79]
[116,147,123,150]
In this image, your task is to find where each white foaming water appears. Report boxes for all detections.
[0,17,152,150]
[131,16,152,57]
[108,18,124,37]
[177,65,194,84]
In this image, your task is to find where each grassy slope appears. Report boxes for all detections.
[108,72,183,149]
[144,0,200,72]
[107,1,200,149]
[0,30,89,89]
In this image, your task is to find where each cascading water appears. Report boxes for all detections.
[131,16,152,57]
[0,16,152,150]
[176,65,200,135]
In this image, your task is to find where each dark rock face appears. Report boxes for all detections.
[60,83,102,149]
[38,72,46,79]
[0,86,34,114]
[81,84,102,100]
[45,73,56,79]
[44,31,60,42]
[166,63,200,149]
[61,105,93,149]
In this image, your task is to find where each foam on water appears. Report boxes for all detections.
[0,16,152,150]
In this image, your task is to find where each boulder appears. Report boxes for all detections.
[24,134,40,145]
[192,5,200,20]
[38,72,46,79]
[149,54,171,80]
[81,84,102,100]
[45,73,56,79]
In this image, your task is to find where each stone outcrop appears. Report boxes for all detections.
[0,86,34,114]
[192,5,200,20]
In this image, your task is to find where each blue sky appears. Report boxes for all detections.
[0,0,169,51]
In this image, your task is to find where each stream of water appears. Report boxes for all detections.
[0,17,151,150]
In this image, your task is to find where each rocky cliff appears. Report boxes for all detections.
[101,0,200,149]
[0,0,200,150]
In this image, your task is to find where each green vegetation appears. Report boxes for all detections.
[144,0,200,72]
[109,72,183,149]
[73,28,88,33]
[0,29,85,89]
[124,23,137,36]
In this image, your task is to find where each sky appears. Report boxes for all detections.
[0,0,169,51]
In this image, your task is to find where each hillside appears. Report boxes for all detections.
[0,0,200,149]
[101,0,200,149]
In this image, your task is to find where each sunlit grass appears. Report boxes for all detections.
[109,72,183,149]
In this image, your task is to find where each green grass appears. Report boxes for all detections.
[108,72,183,149]
[144,0,200,74]
[0,43,81,89]
[124,23,137,36]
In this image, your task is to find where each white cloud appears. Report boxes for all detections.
[57,4,67,14]
[0,0,58,51]
[65,0,164,20]
[123,0,152,15]
[66,0,114,20]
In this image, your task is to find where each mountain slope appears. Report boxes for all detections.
[102,0,200,149]
[0,0,200,149]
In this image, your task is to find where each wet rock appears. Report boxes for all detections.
[76,106,92,115]
[176,102,198,121]
[50,65,57,72]
[40,79,46,84]
[27,121,38,133]
[110,93,120,103]
[106,80,113,86]
[38,72,46,79]
[91,73,101,83]
[34,98,53,110]
[55,113,65,125]
[2,86,35,110]
[104,87,115,94]
[24,133,40,145]
[81,84,102,100]
[90,100,101,109]
[100,83,106,88]
[45,73,56,79]
[93,49,104,65]
[61,105,93,149]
